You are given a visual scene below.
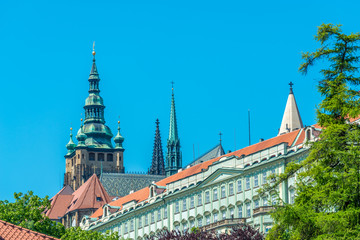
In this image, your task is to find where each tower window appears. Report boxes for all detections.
[107,154,113,162]
[98,153,104,161]
[89,153,95,161]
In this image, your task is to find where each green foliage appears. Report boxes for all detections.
[0,191,65,238]
[263,24,360,240]
[61,227,122,240]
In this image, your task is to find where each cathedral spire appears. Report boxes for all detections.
[80,45,114,148]
[66,127,76,154]
[165,83,182,176]
[278,82,303,135]
[149,119,165,175]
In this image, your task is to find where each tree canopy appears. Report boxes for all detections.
[0,191,65,238]
[265,24,360,240]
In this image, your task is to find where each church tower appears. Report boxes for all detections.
[278,82,303,135]
[165,86,182,176]
[64,47,125,190]
[149,119,165,175]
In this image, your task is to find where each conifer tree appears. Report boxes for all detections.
[265,24,360,239]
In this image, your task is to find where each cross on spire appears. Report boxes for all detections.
[219,131,223,144]
[171,81,175,95]
[289,81,294,94]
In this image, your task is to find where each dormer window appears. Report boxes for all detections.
[96,197,102,201]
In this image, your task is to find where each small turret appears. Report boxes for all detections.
[114,121,124,150]
[66,127,76,154]
[76,119,87,147]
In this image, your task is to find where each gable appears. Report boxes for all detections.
[197,168,243,188]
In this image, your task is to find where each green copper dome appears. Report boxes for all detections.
[114,121,125,150]
[66,128,76,154]
[76,124,87,147]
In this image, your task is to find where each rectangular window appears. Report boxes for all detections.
[138,217,142,228]
[254,175,259,187]
[183,222,188,231]
[246,203,251,217]
[222,211,226,220]
[263,197,268,206]
[230,208,234,218]
[254,199,259,208]
[262,172,267,184]
[130,220,134,232]
[198,218,202,227]
[190,196,194,208]
[145,215,148,226]
[175,201,180,213]
[190,220,195,228]
[124,222,128,233]
[238,205,242,218]
[229,183,234,195]
[271,169,276,182]
[213,188,218,201]
[206,215,210,225]
[197,193,202,206]
[205,191,210,203]
[151,212,155,223]
[237,180,242,192]
[221,186,226,198]
[164,207,168,219]
[246,177,250,190]
[272,195,277,205]
[157,210,161,221]
[290,190,295,204]
[182,199,187,211]
[214,212,218,222]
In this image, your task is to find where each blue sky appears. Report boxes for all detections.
[0,0,359,201]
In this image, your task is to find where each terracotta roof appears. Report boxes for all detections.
[46,186,74,220]
[90,129,302,219]
[47,174,111,220]
[0,219,59,240]
[67,174,111,213]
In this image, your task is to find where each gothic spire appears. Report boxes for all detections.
[149,119,165,175]
[278,82,303,135]
[165,83,182,176]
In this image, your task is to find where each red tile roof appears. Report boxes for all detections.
[47,174,111,221]
[0,220,59,240]
[91,129,302,219]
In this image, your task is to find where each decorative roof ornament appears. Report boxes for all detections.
[114,120,125,149]
[278,82,303,135]
[66,127,76,154]
[149,119,165,175]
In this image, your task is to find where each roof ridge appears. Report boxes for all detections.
[0,219,60,240]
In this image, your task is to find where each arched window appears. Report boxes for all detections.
[89,153,95,161]
[107,154,113,162]
[98,153,104,161]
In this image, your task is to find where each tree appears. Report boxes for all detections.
[264,24,360,239]
[145,225,264,240]
[61,227,122,240]
[0,191,65,238]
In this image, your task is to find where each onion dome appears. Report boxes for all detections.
[66,127,76,154]
[76,119,87,147]
[114,121,124,150]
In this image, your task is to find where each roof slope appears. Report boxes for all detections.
[187,144,225,167]
[91,129,302,219]
[47,174,111,220]
[67,174,111,213]
[0,220,59,240]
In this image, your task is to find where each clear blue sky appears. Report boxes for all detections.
[0,0,359,201]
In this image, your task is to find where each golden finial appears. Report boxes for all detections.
[81,118,83,122]
[70,127,73,131]
[92,41,96,56]
[118,120,120,124]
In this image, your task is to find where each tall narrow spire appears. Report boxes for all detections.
[80,46,114,148]
[165,83,182,176]
[149,119,165,175]
[278,82,303,135]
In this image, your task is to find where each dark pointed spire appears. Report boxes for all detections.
[165,83,182,177]
[149,119,165,175]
